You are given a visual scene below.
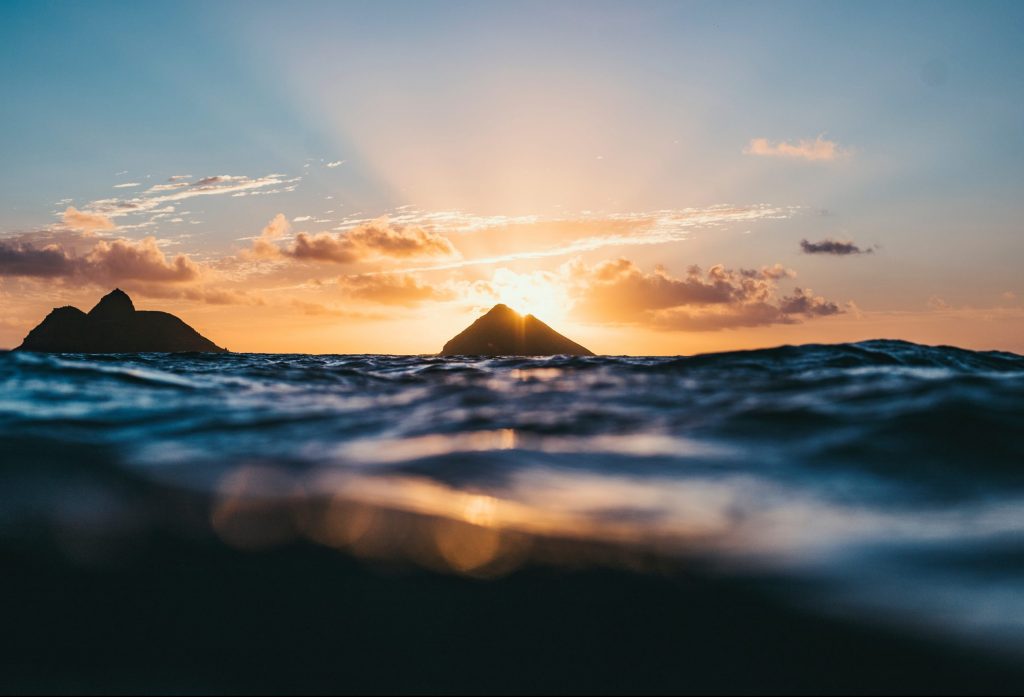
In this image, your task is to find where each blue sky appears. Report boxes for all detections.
[1,1,1022,353]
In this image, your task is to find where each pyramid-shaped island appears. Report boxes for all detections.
[16,289,227,353]
[440,304,594,356]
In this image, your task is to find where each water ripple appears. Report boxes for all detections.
[2,341,1023,650]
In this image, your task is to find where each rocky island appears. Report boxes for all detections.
[16,289,227,353]
[440,303,594,356]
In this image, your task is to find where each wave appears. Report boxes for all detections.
[2,340,1023,653]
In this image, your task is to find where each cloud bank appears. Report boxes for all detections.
[0,236,199,285]
[0,241,73,278]
[565,258,841,330]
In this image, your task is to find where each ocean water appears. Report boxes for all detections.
[2,340,1024,666]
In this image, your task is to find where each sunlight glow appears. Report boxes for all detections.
[488,268,570,324]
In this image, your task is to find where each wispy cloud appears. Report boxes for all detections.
[744,136,849,162]
[389,205,792,274]
[82,174,299,228]
[287,299,387,319]
[113,182,142,189]
[127,282,262,306]
[325,160,346,168]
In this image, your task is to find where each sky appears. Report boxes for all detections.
[1,0,1022,354]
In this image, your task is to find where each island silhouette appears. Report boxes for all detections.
[16,289,227,353]
[15,292,596,356]
[441,303,594,356]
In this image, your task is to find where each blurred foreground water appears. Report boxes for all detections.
[2,341,1023,693]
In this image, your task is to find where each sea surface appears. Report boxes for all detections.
[2,339,1024,684]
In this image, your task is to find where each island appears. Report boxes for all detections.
[440,303,594,356]
[15,289,228,353]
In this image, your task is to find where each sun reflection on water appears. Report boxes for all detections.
[462,494,498,526]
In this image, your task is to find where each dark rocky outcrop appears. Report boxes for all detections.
[440,304,594,356]
[16,289,227,353]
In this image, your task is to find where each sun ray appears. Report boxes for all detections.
[487,268,570,324]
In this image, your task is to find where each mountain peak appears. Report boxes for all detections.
[482,303,530,319]
[440,305,594,356]
[88,288,136,321]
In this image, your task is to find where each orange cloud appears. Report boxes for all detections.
[744,136,849,161]
[338,272,455,306]
[564,258,840,330]
[127,282,262,306]
[290,232,361,263]
[62,206,115,232]
[248,213,291,259]
[83,237,200,284]
[250,215,460,265]
[344,219,458,258]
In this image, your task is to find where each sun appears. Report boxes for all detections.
[489,269,570,324]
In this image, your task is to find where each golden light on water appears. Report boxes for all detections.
[433,518,504,573]
[461,494,498,526]
[208,424,976,577]
[305,495,377,550]
[211,465,303,551]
